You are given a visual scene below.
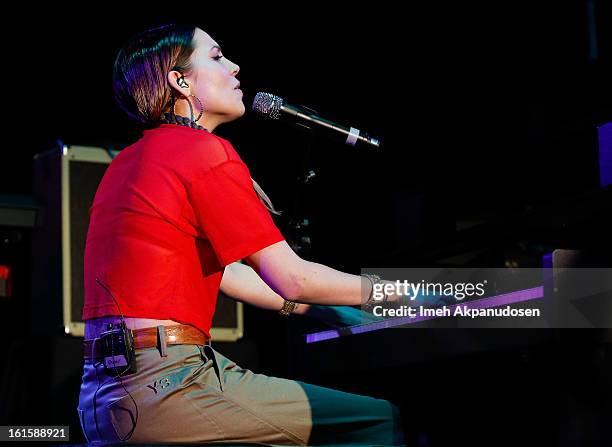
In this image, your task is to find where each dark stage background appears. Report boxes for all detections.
[2,3,612,264]
[1,2,611,446]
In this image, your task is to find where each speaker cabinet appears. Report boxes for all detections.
[32,144,243,341]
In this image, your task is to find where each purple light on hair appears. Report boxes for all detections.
[305,286,544,344]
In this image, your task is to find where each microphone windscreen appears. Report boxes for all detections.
[252,92,284,120]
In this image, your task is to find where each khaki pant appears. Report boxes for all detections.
[77,342,405,446]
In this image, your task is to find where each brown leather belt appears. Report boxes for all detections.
[83,324,210,360]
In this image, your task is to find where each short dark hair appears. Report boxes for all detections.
[113,24,196,125]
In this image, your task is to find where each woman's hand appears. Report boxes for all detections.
[363,279,406,307]
[380,280,405,305]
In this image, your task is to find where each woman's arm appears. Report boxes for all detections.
[220,261,383,326]
[245,240,370,306]
[219,261,312,315]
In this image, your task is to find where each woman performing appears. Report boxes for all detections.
[77,23,405,446]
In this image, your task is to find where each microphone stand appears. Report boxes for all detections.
[287,120,317,259]
[283,118,319,375]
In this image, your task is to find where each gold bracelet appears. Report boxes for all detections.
[278,299,299,317]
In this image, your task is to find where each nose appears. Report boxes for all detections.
[227,58,239,76]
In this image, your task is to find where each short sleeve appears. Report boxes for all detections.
[186,160,285,266]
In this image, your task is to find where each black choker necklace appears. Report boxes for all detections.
[159,113,207,132]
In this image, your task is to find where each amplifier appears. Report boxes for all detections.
[31,143,243,341]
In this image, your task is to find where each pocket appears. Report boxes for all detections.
[77,408,89,443]
[107,391,140,442]
[201,345,223,392]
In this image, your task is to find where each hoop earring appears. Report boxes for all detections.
[171,91,180,121]
[171,92,204,123]
[189,94,204,122]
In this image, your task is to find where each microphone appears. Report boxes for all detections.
[251,92,382,149]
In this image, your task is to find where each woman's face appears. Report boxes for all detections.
[180,28,244,129]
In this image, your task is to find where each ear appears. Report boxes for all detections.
[167,70,191,96]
